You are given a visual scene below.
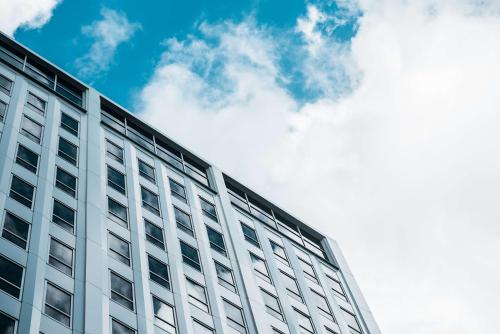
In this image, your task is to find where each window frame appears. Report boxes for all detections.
[60,112,79,137]
[260,288,284,321]
[0,73,13,95]
[138,159,156,183]
[279,270,303,302]
[214,261,237,293]
[141,186,161,216]
[107,165,126,195]
[222,298,247,334]
[48,237,74,277]
[0,99,7,123]
[152,295,177,333]
[199,196,218,222]
[174,206,194,236]
[180,241,202,272]
[1,211,30,250]
[241,222,260,248]
[0,255,24,299]
[326,273,349,302]
[186,277,210,313]
[110,271,135,311]
[26,91,46,115]
[106,140,124,164]
[15,144,39,174]
[108,232,131,266]
[111,318,136,334]
[9,175,35,209]
[206,225,227,256]
[169,178,187,203]
[107,197,128,228]
[0,310,17,334]
[148,254,170,290]
[341,307,362,334]
[44,282,73,328]
[294,308,315,334]
[55,167,77,198]
[20,115,43,143]
[298,257,318,284]
[52,199,76,234]
[144,219,165,250]
[310,288,334,322]
[249,252,272,284]
[270,240,288,265]
[57,136,78,166]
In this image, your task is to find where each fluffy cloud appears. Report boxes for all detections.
[75,8,141,78]
[0,0,61,36]
[138,1,500,333]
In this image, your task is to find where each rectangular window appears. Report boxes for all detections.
[0,100,7,122]
[222,299,246,334]
[44,283,72,327]
[152,295,176,333]
[52,200,75,234]
[26,92,46,115]
[9,175,35,208]
[15,144,39,173]
[2,211,30,249]
[326,273,348,302]
[186,278,209,312]
[138,159,155,183]
[108,232,131,266]
[249,252,271,284]
[193,319,214,334]
[110,271,134,310]
[144,219,165,249]
[214,261,236,293]
[241,223,260,247]
[270,241,288,265]
[0,311,16,334]
[108,197,128,228]
[55,167,77,198]
[261,289,284,321]
[0,255,23,298]
[58,137,78,166]
[106,140,124,164]
[199,197,218,222]
[294,308,315,334]
[107,166,126,194]
[298,258,318,284]
[20,115,43,143]
[141,186,160,216]
[148,255,170,290]
[341,308,362,334]
[206,226,227,256]
[169,178,187,203]
[111,318,135,334]
[310,289,334,322]
[0,74,13,95]
[174,207,193,236]
[60,113,78,137]
[180,241,201,271]
[48,238,73,276]
[280,270,302,302]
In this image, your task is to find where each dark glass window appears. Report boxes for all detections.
[222,299,246,334]
[2,211,30,249]
[311,289,334,322]
[110,272,134,310]
[15,144,39,173]
[141,187,160,216]
[326,273,348,302]
[26,92,46,115]
[144,219,165,249]
[48,238,73,276]
[9,175,35,208]
[249,252,271,284]
[214,261,236,293]
[0,255,23,298]
[138,159,155,183]
[180,241,201,271]
[58,137,78,166]
[108,198,128,228]
[280,270,302,302]
[20,115,43,143]
[148,255,170,290]
[199,197,218,222]
[186,278,209,312]
[298,258,318,284]
[55,167,77,198]
[44,283,72,327]
[106,140,124,164]
[111,319,135,334]
[341,308,362,333]
[108,233,130,266]
[0,311,16,334]
[206,226,226,256]
[152,296,176,333]
[107,166,126,194]
[60,113,79,137]
[0,100,7,122]
[174,207,193,236]
[241,223,260,248]
[52,200,75,234]
[260,289,283,321]
[294,308,314,333]
[169,178,187,203]
[270,241,288,265]
[0,74,13,95]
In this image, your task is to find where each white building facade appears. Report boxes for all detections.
[0,32,381,334]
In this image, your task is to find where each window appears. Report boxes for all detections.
[141,186,160,216]
[152,295,176,333]
[325,327,338,334]
[106,140,124,164]
[222,299,246,334]
[0,74,13,95]
[193,319,214,334]
[241,223,260,247]
[108,197,128,228]
[0,100,7,122]
[270,241,288,265]
[260,289,284,321]
[279,271,302,302]
[199,197,218,222]
[341,308,362,334]
[110,271,134,310]
[26,92,46,114]
[52,200,75,234]
[55,167,77,198]
[107,166,126,194]
[16,144,39,173]
[169,178,187,203]
[48,238,73,276]
[0,255,23,298]
[108,232,130,266]
[2,211,30,249]
[174,207,193,236]
[148,255,170,290]
[0,311,16,334]
[144,219,165,249]
[249,252,271,284]
[214,261,236,293]
[294,308,314,334]
[298,258,318,284]
[180,241,201,271]
[206,226,227,256]
[20,115,43,143]
[326,273,348,302]
[60,112,79,137]
[111,318,135,334]
[138,159,155,183]
[44,283,72,327]
[58,137,78,166]
[310,289,334,322]
[9,175,35,208]
[186,278,209,312]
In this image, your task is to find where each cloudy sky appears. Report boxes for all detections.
[2,0,500,333]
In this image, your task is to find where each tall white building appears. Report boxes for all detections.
[0,32,381,334]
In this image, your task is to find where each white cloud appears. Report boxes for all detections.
[0,0,61,36]
[138,1,500,334]
[75,8,141,78]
